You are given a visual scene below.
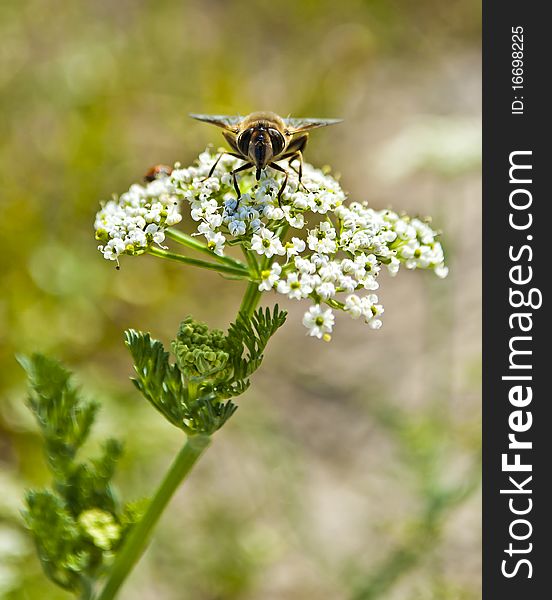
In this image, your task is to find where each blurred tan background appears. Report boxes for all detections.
[0,1,481,598]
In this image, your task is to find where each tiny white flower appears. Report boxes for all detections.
[316,281,336,300]
[152,231,166,245]
[223,198,239,213]
[228,219,247,236]
[310,253,330,268]
[205,231,226,256]
[294,256,317,274]
[434,263,449,278]
[340,258,356,274]
[206,212,223,228]
[197,222,214,236]
[337,274,358,292]
[318,260,342,282]
[344,294,363,319]
[387,256,400,276]
[355,253,379,271]
[250,228,285,258]
[307,225,338,254]
[145,223,166,246]
[284,237,306,259]
[302,305,335,340]
[381,229,397,243]
[359,275,379,291]
[277,273,314,299]
[292,192,309,210]
[263,205,285,221]
[250,218,262,231]
[303,304,335,341]
[128,229,147,247]
[282,206,304,229]
[360,294,384,327]
[101,238,126,260]
[403,243,434,269]
[259,263,282,291]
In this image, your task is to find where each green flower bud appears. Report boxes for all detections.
[78,509,120,551]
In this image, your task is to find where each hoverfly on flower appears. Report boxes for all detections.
[189,111,342,203]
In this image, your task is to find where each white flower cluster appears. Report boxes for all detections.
[95,179,182,262]
[95,148,448,339]
[168,150,346,257]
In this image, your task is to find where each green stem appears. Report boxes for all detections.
[80,576,93,600]
[239,279,262,318]
[148,247,250,278]
[237,247,262,317]
[165,228,246,270]
[96,256,261,598]
[95,435,211,600]
[242,247,260,277]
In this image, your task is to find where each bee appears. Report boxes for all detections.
[189,111,342,204]
[144,164,173,182]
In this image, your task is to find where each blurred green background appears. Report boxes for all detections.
[0,1,481,598]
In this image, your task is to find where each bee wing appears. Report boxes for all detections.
[283,117,343,134]
[189,113,243,132]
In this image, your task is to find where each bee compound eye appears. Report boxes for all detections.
[268,128,285,156]
[237,128,253,155]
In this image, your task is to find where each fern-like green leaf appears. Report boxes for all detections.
[18,354,99,475]
[125,329,189,429]
[124,305,286,435]
[19,354,130,596]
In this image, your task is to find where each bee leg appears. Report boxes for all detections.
[288,152,308,192]
[201,151,244,181]
[230,162,253,207]
[201,153,225,181]
[269,163,289,207]
[203,153,223,180]
[276,173,288,208]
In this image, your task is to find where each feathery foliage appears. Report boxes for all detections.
[126,305,287,435]
[18,354,138,597]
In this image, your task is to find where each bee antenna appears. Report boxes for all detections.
[256,168,261,181]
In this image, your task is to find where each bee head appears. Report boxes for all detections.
[238,124,286,177]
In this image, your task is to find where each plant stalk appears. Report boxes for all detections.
[80,576,93,600]
[148,247,250,278]
[239,280,262,318]
[95,435,211,600]
[237,247,262,317]
[165,228,247,270]
[96,258,262,599]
